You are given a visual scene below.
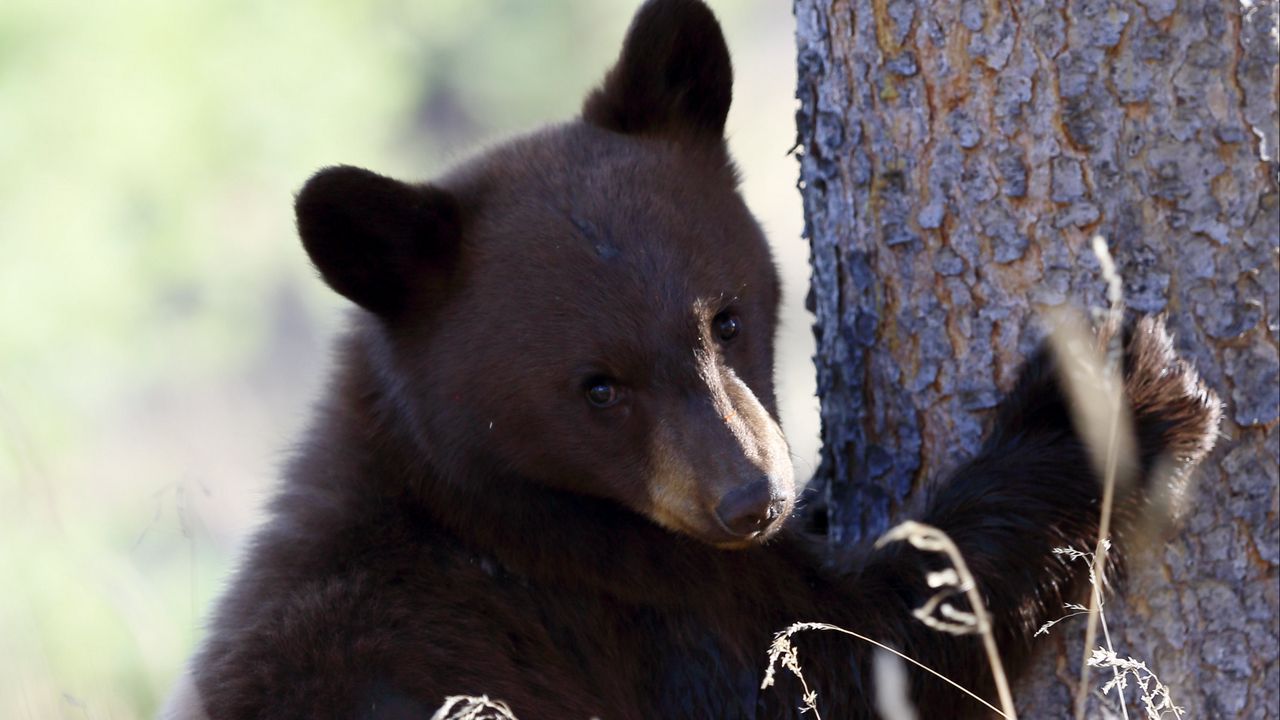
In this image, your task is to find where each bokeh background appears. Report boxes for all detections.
[0,1,817,717]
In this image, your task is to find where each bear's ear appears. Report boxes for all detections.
[583,0,732,142]
[295,165,461,317]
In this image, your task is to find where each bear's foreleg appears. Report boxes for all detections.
[833,316,1220,718]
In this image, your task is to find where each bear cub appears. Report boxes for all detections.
[169,1,1220,718]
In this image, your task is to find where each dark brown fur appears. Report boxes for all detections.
[172,2,1221,718]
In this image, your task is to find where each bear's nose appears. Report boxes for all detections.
[715,479,782,537]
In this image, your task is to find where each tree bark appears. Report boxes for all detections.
[794,0,1278,716]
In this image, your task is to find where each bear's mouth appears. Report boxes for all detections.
[706,513,788,550]
[709,521,779,549]
[646,493,792,550]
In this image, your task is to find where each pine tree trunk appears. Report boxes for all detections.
[793,0,1279,716]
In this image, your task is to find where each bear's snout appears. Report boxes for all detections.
[714,478,786,538]
[635,354,798,547]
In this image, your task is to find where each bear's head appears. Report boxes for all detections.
[295,0,794,549]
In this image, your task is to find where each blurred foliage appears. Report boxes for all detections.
[0,1,806,717]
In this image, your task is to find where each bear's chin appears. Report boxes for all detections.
[708,521,787,550]
[712,538,761,551]
[658,512,789,550]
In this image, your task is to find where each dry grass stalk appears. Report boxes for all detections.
[762,623,822,717]
[1047,236,1135,720]
[1034,540,1111,639]
[1038,540,1187,720]
[1087,648,1186,719]
[428,695,519,720]
[876,521,1018,720]
[761,621,1009,719]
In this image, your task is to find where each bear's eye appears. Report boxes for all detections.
[713,311,741,342]
[585,378,620,408]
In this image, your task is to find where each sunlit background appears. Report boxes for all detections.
[0,1,816,717]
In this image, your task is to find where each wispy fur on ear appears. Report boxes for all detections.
[295,165,461,317]
[583,0,732,142]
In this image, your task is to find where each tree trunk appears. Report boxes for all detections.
[793,0,1278,716]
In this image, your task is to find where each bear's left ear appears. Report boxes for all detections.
[295,165,461,317]
[583,0,732,142]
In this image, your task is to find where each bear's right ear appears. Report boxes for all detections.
[583,0,732,142]
[295,165,461,317]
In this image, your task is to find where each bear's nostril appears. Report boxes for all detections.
[715,479,773,537]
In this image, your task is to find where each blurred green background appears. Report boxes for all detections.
[0,1,814,717]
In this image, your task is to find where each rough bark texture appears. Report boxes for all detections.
[794,0,1278,716]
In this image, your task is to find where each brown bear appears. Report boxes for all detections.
[165,1,1221,718]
